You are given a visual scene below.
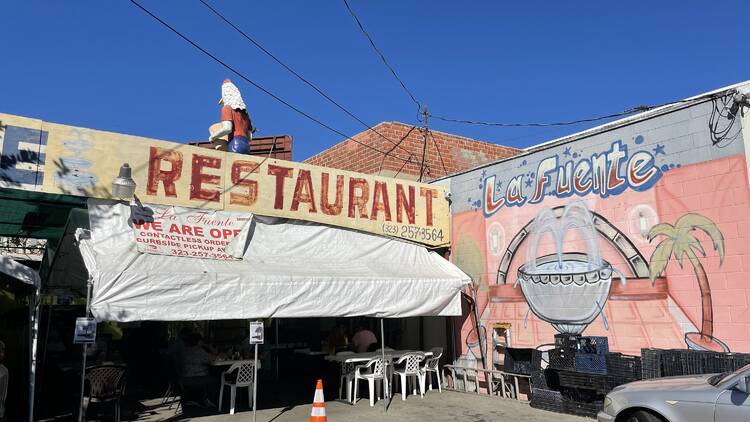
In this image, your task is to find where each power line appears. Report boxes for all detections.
[432,93,729,129]
[129,0,411,164]
[418,109,429,182]
[429,130,448,176]
[431,107,650,128]
[342,0,421,111]
[198,0,418,164]
[378,125,417,176]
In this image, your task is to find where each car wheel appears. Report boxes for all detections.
[624,410,663,422]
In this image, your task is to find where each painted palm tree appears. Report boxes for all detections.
[647,213,728,351]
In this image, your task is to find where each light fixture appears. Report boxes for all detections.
[111,163,137,199]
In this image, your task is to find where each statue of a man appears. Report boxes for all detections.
[209,79,254,154]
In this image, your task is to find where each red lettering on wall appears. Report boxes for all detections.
[419,187,437,227]
[291,169,317,213]
[267,165,293,210]
[320,173,344,216]
[396,184,416,224]
[370,181,392,221]
[146,147,183,197]
[190,154,222,202]
[230,160,260,206]
[348,178,370,219]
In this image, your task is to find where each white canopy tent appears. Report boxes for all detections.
[78,199,470,322]
[75,199,469,416]
[0,255,41,422]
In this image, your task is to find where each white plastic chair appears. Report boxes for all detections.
[336,352,356,402]
[420,347,443,393]
[393,352,425,400]
[353,356,390,406]
[218,360,254,415]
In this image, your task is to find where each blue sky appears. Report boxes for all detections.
[1,1,749,161]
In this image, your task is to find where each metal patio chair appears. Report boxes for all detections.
[82,364,128,422]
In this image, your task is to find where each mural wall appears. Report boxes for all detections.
[447,89,750,364]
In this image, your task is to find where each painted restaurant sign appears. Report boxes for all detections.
[0,113,450,246]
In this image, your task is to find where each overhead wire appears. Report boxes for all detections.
[129,0,411,164]
[378,125,417,176]
[341,0,421,112]
[198,0,420,164]
[429,130,449,176]
[431,92,731,129]
[431,107,650,128]
[709,92,743,148]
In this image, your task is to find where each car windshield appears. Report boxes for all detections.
[708,363,750,386]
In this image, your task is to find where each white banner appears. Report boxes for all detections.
[131,204,251,260]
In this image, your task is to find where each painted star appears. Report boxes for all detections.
[524,178,533,188]
[563,146,572,157]
[653,144,666,156]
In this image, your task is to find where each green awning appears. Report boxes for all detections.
[0,188,86,240]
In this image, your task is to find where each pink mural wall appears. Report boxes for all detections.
[447,93,750,363]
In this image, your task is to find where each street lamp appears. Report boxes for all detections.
[111,163,137,199]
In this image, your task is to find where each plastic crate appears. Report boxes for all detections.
[503,348,542,375]
[530,388,564,413]
[557,370,608,393]
[661,350,685,377]
[703,352,733,374]
[549,348,575,371]
[600,374,638,392]
[578,336,609,355]
[681,350,706,375]
[729,353,750,370]
[531,370,548,390]
[563,397,603,418]
[576,354,607,375]
[554,334,581,352]
[606,353,642,379]
[641,348,662,379]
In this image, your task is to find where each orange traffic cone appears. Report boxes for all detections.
[310,379,327,422]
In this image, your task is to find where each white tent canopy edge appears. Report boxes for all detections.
[78,199,470,322]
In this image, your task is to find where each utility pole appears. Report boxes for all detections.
[418,105,429,182]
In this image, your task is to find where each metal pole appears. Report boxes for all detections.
[252,343,258,422]
[77,280,92,422]
[28,287,40,422]
[274,319,279,381]
[380,319,386,412]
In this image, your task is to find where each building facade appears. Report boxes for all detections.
[438,82,750,366]
[304,121,520,180]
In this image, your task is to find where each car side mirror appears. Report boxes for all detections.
[735,376,749,394]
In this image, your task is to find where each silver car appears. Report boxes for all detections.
[598,364,750,422]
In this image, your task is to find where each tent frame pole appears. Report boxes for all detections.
[381,318,386,412]
[77,279,92,422]
[252,342,258,422]
[28,286,40,422]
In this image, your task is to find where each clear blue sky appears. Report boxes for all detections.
[1,1,749,161]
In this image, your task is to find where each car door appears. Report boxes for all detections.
[714,374,750,421]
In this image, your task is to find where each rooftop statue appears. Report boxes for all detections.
[209,79,255,154]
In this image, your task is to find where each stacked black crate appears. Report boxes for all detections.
[574,336,608,375]
[641,348,663,379]
[603,353,642,391]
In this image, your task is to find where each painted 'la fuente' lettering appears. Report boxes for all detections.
[483,140,662,217]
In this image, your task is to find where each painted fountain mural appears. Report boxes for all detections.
[517,201,625,335]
